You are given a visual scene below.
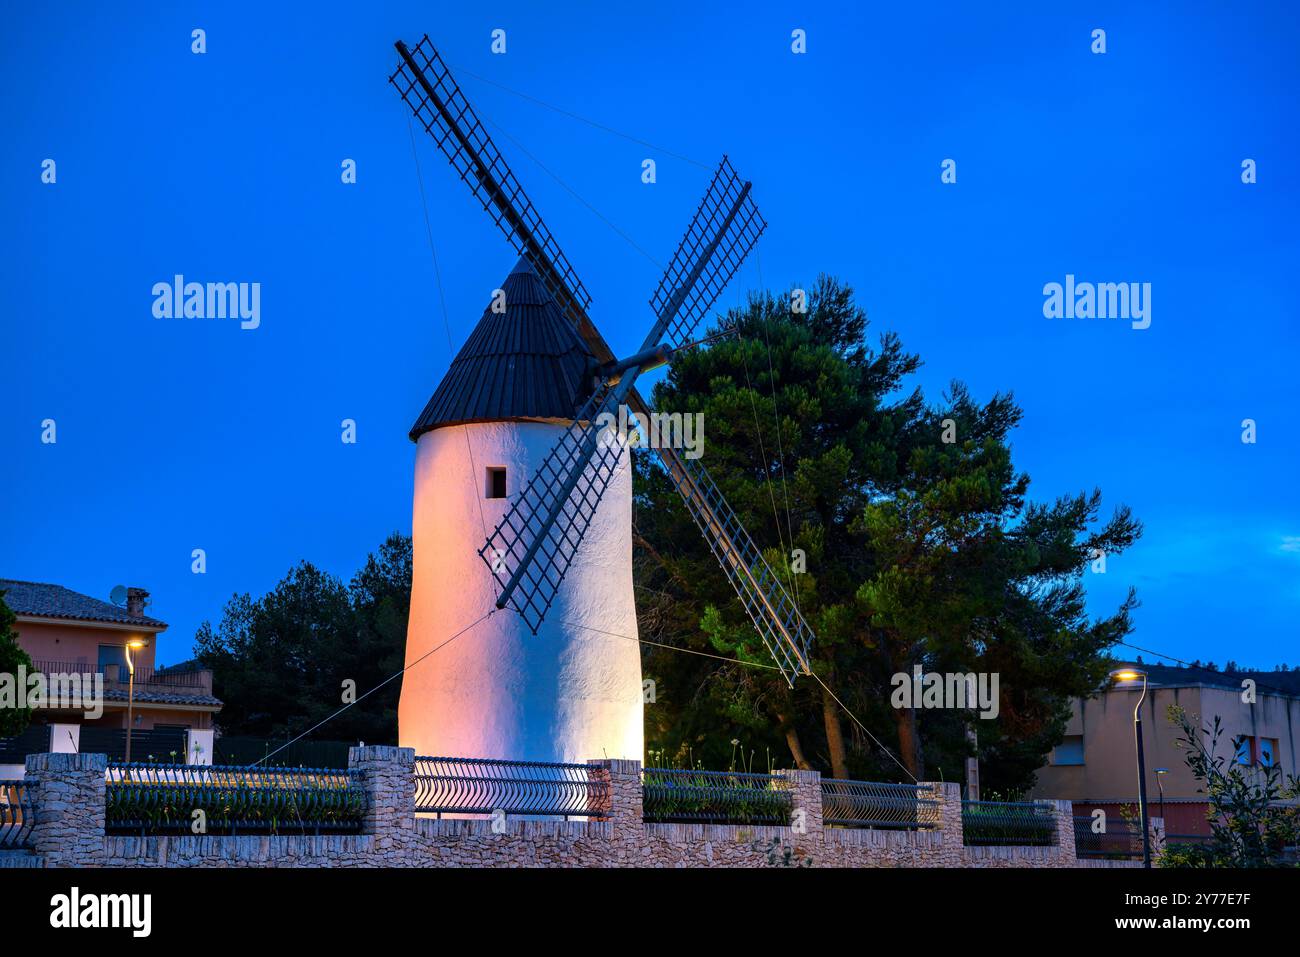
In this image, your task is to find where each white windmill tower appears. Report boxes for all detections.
[391,37,814,766]
[399,256,643,763]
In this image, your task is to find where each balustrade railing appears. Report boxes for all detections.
[962,799,1057,846]
[105,762,366,835]
[641,768,791,825]
[821,778,939,829]
[413,756,608,819]
[0,780,36,849]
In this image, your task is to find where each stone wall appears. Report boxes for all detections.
[24,748,1110,868]
[103,833,377,867]
[26,752,107,867]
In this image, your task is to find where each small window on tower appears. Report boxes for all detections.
[486,467,507,499]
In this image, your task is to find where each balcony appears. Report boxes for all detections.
[26,659,214,697]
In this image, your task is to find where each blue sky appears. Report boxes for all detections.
[2,2,1297,670]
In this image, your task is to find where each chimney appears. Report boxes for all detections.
[126,587,149,617]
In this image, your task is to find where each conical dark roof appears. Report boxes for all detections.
[409,258,596,440]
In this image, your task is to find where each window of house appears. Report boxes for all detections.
[1259,738,1278,767]
[1234,735,1254,766]
[97,644,128,671]
[486,467,507,499]
[1052,734,1085,765]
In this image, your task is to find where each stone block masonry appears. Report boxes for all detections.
[775,768,823,857]
[350,745,416,853]
[26,752,107,867]
[25,749,1101,868]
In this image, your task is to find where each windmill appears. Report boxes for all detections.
[390,36,814,764]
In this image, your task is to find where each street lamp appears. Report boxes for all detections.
[1155,767,1169,825]
[1110,667,1151,868]
[123,639,148,764]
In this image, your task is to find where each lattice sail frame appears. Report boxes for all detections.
[480,157,767,633]
[389,36,593,328]
[649,156,767,351]
[660,449,812,683]
[477,385,630,632]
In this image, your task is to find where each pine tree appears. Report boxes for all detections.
[634,277,1140,791]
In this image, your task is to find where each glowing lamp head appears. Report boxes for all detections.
[124,638,149,675]
[1109,667,1146,683]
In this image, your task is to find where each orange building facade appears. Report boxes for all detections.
[1,579,221,765]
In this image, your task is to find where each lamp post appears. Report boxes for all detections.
[1110,667,1151,868]
[1155,767,1168,824]
[123,639,147,764]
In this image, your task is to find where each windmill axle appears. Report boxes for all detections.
[599,344,672,386]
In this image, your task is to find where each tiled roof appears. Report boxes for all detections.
[0,579,168,629]
[408,256,596,440]
[102,689,222,708]
[1126,662,1300,698]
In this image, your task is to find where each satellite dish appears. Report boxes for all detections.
[109,585,128,607]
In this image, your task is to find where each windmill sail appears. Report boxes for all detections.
[649,157,766,351]
[390,36,593,330]
[653,443,813,684]
[477,383,627,632]
[486,158,764,625]
[394,34,814,683]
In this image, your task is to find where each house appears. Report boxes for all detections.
[1029,661,1300,841]
[0,579,221,768]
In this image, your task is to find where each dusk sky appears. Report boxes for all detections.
[3,2,1297,671]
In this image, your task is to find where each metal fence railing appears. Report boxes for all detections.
[79,727,188,763]
[1073,815,1143,859]
[26,658,98,676]
[413,756,608,819]
[821,779,940,829]
[962,799,1057,846]
[213,735,353,769]
[0,725,52,765]
[641,768,791,825]
[26,660,211,689]
[119,666,211,689]
[105,763,366,836]
[0,780,36,849]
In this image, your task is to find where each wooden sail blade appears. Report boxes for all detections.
[653,443,813,686]
[391,36,593,331]
[647,156,766,351]
[477,384,629,632]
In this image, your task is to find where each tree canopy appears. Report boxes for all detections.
[634,276,1140,791]
[195,532,411,743]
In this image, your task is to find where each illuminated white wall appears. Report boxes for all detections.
[398,421,643,764]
